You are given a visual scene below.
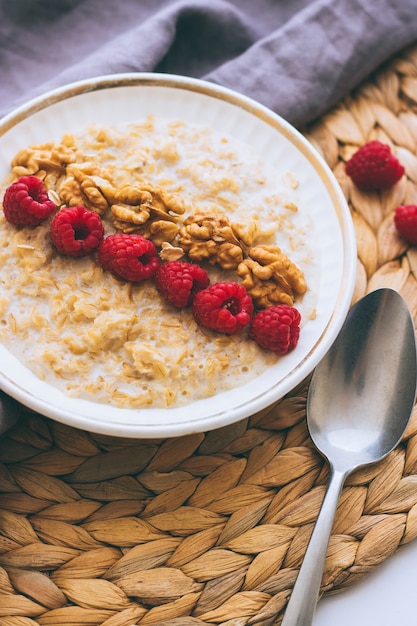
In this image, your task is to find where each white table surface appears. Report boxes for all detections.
[313,537,417,625]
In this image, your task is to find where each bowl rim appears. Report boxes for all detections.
[0,72,357,437]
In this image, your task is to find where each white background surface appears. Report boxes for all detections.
[314,537,417,625]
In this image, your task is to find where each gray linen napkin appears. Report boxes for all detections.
[1,0,417,126]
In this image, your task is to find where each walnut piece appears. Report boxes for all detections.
[109,183,185,245]
[237,244,307,308]
[178,213,258,270]
[58,163,111,215]
[11,141,78,191]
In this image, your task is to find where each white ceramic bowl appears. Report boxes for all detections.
[0,74,356,437]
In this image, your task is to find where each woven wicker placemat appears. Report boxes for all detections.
[2,44,417,626]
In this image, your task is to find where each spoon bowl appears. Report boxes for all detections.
[309,287,417,471]
[281,288,417,626]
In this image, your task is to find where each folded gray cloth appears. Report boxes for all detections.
[1,0,417,127]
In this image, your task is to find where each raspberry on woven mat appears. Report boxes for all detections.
[192,281,254,335]
[51,206,104,257]
[345,140,404,191]
[394,204,417,245]
[2,175,56,226]
[98,233,160,282]
[250,304,301,354]
[156,260,210,308]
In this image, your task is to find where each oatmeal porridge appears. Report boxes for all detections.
[0,116,319,409]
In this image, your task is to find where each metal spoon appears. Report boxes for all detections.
[281,287,417,626]
[0,389,22,437]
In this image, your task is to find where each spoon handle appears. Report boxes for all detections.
[281,466,347,626]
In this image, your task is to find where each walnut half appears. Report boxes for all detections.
[11,141,77,191]
[109,183,185,246]
[58,163,111,215]
[178,213,258,270]
[237,244,307,308]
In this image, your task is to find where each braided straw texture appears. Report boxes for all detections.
[2,44,417,626]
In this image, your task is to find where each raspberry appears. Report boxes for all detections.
[345,141,404,191]
[250,304,301,354]
[192,281,253,334]
[2,175,56,226]
[98,233,160,282]
[50,206,104,257]
[394,204,417,245]
[156,260,210,308]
